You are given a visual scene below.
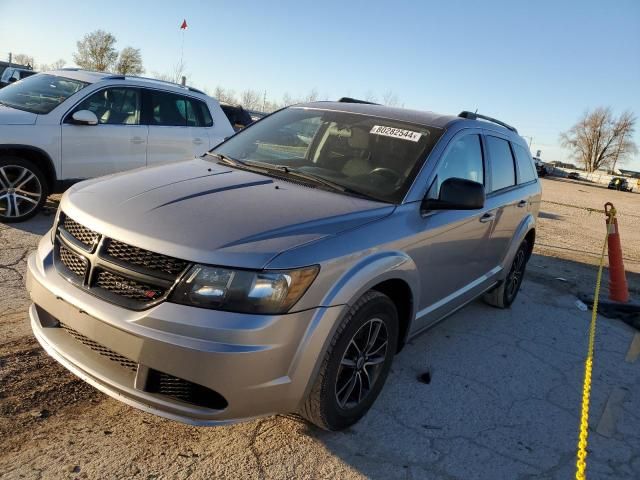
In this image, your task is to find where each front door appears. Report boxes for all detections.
[408,132,498,331]
[61,87,146,179]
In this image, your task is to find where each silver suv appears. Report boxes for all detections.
[26,101,541,430]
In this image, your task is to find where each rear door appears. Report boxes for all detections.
[145,89,197,165]
[61,86,147,178]
[185,96,213,155]
[483,134,529,266]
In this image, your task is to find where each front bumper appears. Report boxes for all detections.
[26,237,344,425]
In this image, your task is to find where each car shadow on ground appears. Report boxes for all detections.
[4,198,59,236]
[300,253,640,479]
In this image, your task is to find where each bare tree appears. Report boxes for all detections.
[13,53,34,67]
[115,47,144,75]
[364,90,378,103]
[73,30,118,71]
[304,88,319,102]
[560,107,637,172]
[240,89,261,109]
[382,90,400,106]
[153,60,188,85]
[213,86,237,104]
[38,59,66,71]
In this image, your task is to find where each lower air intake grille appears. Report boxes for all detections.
[95,270,165,303]
[60,323,138,372]
[146,370,228,410]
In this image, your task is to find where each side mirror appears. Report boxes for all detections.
[8,77,17,83]
[70,110,98,126]
[422,177,485,211]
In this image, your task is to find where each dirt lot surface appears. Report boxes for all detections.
[1,180,639,479]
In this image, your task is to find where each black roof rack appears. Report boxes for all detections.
[458,111,518,133]
[338,97,379,105]
[103,75,125,80]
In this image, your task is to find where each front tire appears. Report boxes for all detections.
[300,290,398,431]
[0,157,48,223]
[483,239,530,309]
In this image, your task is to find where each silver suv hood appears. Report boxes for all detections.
[0,104,37,124]
[61,158,394,268]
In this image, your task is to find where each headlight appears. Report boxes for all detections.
[170,264,319,314]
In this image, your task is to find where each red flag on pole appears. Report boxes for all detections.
[180,19,188,30]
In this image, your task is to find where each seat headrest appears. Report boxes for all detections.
[348,128,370,149]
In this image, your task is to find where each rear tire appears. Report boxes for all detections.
[300,290,398,431]
[0,156,48,223]
[483,239,530,309]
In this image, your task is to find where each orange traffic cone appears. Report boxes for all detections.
[604,202,630,303]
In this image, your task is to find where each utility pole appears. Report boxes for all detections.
[8,52,12,67]
[262,90,267,112]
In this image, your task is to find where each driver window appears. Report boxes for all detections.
[427,134,484,199]
[73,88,141,125]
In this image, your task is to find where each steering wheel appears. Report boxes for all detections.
[369,167,402,185]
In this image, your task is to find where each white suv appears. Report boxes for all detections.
[0,69,234,222]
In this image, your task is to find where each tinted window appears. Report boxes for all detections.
[74,87,141,125]
[512,143,537,183]
[149,90,187,126]
[486,136,516,191]
[185,98,213,127]
[427,134,484,199]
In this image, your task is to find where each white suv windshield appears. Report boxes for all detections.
[214,107,442,203]
[0,74,88,114]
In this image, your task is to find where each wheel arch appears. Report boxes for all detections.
[0,144,57,192]
[499,214,536,279]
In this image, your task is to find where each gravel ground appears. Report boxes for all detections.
[1,180,639,479]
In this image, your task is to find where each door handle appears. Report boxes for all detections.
[479,213,495,223]
[131,136,145,144]
[517,200,528,208]
[193,138,203,145]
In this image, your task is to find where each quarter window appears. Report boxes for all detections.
[74,87,141,125]
[185,98,213,127]
[512,143,537,184]
[427,134,484,199]
[486,136,516,192]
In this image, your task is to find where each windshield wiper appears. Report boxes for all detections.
[205,151,246,167]
[281,168,384,202]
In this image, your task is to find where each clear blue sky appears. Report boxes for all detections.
[1,0,639,168]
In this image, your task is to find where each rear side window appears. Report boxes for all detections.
[185,98,213,127]
[148,90,187,126]
[512,143,537,184]
[427,134,484,199]
[486,136,516,192]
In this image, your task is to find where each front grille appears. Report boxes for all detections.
[95,270,165,303]
[105,239,187,276]
[60,323,138,372]
[58,243,87,278]
[54,212,190,310]
[62,216,99,249]
[146,370,228,410]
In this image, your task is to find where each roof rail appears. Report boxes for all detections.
[103,74,206,95]
[338,97,379,105]
[103,75,125,80]
[458,111,518,133]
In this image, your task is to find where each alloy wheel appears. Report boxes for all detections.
[335,318,389,409]
[0,165,43,219]
[506,249,526,300]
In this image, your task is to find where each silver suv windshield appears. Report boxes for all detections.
[0,74,88,114]
[213,107,442,203]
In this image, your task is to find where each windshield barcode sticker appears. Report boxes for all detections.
[370,125,422,142]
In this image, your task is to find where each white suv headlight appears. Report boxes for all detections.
[170,264,319,314]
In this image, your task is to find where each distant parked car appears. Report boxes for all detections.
[0,69,234,222]
[247,109,267,122]
[567,172,580,180]
[608,177,633,192]
[532,157,547,177]
[220,103,253,131]
[0,67,37,88]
